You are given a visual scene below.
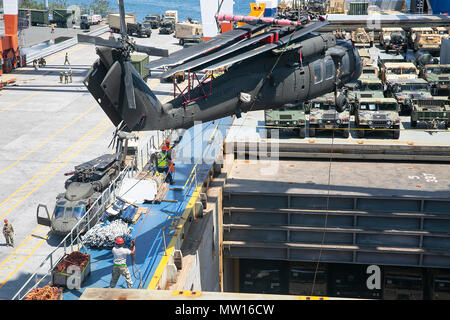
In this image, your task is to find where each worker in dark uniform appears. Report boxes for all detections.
[110,237,135,288]
[59,71,63,83]
[33,59,38,71]
[156,145,174,184]
[64,71,69,84]
[68,69,72,83]
[3,219,14,247]
[64,52,70,66]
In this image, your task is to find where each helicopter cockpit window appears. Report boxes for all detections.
[54,205,65,218]
[73,206,85,219]
[314,62,322,84]
[65,206,73,218]
[325,59,334,80]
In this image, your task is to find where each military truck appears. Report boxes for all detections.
[421,64,450,96]
[385,78,432,115]
[354,97,401,139]
[176,19,203,45]
[414,50,439,71]
[182,35,204,48]
[145,14,164,28]
[159,18,175,34]
[409,27,441,52]
[380,62,419,84]
[434,27,450,41]
[307,94,350,138]
[126,22,152,38]
[347,78,384,115]
[380,27,407,54]
[360,65,379,80]
[351,28,374,47]
[410,97,450,129]
[265,103,306,139]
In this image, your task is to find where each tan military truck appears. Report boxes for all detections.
[175,19,203,45]
[434,26,450,41]
[354,97,401,139]
[351,28,374,47]
[409,27,441,52]
[410,96,450,129]
[380,62,419,84]
[379,27,407,54]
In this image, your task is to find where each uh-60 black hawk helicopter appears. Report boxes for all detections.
[77,0,362,133]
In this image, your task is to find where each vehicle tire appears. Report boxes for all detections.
[299,127,306,139]
[309,126,316,137]
[342,128,350,138]
[393,125,400,139]
[411,120,417,127]
[356,126,365,138]
[385,48,389,54]
[266,130,271,139]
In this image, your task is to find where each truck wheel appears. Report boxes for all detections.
[299,127,306,139]
[266,130,271,139]
[393,125,400,139]
[309,126,316,137]
[356,127,365,138]
[411,120,417,127]
[342,128,350,138]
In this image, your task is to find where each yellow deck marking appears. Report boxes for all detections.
[0,119,112,288]
[0,118,111,221]
[0,105,96,176]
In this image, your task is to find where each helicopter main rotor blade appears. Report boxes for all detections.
[124,61,137,109]
[134,44,169,57]
[118,0,128,37]
[77,34,124,49]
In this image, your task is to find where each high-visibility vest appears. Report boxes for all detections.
[157,151,168,168]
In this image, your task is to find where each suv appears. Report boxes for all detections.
[385,78,432,115]
[410,97,450,129]
[159,18,175,34]
[355,97,401,139]
[380,62,419,84]
[421,64,450,96]
[351,28,374,47]
[265,104,306,139]
[347,78,384,115]
[380,27,407,54]
[145,14,163,29]
[307,93,350,138]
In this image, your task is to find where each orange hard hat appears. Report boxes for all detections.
[3,219,7,223]
[116,237,124,245]
[161,145,168,152]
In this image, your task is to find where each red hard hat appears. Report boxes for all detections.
[3,219,7,223]
[165,139,170,144]
[161,145,168,152]
[116,237,124,245]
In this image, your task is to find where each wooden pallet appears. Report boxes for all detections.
[132,207,148,224]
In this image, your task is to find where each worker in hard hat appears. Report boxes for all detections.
[164,139,174,161]
[3,219,14,247]
[110,237,135,289]
[156,145,175,185]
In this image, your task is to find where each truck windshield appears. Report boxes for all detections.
[53,205,65,218]
[361,83,382,91]
[313,103,335,110]
[363,69,376,74]
[146,17,156,21]
[360,103,397,111]
[427,67,450,74]
[399,84,428,91]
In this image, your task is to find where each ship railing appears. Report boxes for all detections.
[11,132,165,300]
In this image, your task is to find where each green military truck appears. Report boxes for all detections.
[159,18,176,34]
[410,97,450,129]
[421,64,450,96]
[354,97,401,139]
[264,104,306,139]
[127,22,152,38]
[385,78,432,115]
[346,78,384,115]
[307,93,350,138]
[131,54,150,80]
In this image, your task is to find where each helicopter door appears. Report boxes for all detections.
[36,204,51,227]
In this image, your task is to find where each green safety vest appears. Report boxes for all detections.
[157,151,168,168]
